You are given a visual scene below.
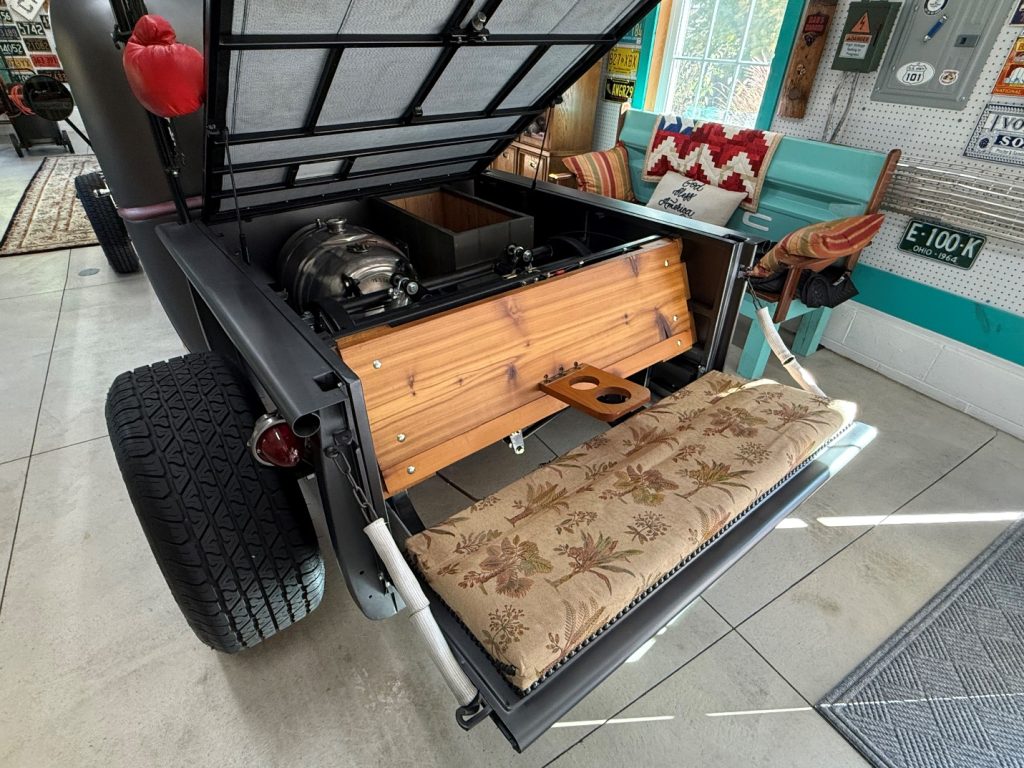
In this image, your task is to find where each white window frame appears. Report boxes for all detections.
[654,0,776,124]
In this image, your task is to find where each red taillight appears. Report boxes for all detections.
[252,419,303,468]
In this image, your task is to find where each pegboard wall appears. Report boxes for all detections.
[773,0,1024,318]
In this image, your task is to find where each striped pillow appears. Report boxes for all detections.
[760,213,885,274]
[563,142,635,202]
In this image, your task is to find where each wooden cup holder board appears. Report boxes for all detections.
[540,364,651,421]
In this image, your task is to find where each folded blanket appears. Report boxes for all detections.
[643,115,782,212]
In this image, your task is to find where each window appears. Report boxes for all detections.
[658,0,793,128]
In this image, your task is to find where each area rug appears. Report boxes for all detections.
[818,519,1024,768]
[0,155,100,256]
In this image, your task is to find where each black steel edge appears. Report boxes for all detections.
[432,422,876,751]
[212,131,519,175]
[218,32,614,50]
[155,222,350,423]
[213,153,497,201]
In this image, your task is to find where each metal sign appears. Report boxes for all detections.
[607,45,640,76]
[993,35,1024,97]
[965,102,1024,167]
[1013,1,1024,25]
[898,219,986,269]
[7,0,45,22]
[604,76,635,102]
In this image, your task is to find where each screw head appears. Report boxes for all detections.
[672,314,679,321]
[372,360,382,369]
[406,466,416,475]
[397,434,406,443]
[676,340,682,347]
[663,260,670,267]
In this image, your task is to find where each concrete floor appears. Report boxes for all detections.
[1,143,1023,767]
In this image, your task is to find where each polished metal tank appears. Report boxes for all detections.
[278,218,416,314]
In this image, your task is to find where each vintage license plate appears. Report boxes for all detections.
[898,220,986,270]
[965,103,1024,167]
[29,52,58,68]
[16,19,44,35]
[22,35,50,52]
[0,39,24,55]
[608,46,640,76]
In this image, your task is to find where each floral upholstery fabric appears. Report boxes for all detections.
[405,372,855,691]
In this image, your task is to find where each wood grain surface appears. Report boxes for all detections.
[777,0,838,120]
[337,237,693,495]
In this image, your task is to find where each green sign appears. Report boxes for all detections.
[898,219,986,270]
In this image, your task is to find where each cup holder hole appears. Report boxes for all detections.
[597,387,631,405]
[569,375,600,391]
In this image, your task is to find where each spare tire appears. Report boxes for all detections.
[74,171,140,274]
[106,352,325,652]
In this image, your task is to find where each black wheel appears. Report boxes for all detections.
[9,133,23,158]
[61,129,72,153]
[74,171,140,274]
[106,353,325,652]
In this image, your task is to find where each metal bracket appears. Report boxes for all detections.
[455,693,493,731]
[507,430,525,455]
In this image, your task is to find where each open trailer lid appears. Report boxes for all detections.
[202,0,658,222]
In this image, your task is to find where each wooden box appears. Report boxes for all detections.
[371,188,533,278]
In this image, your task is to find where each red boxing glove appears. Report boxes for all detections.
[123,15,205,118]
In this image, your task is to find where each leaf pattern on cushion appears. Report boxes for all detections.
[626,510,670,543]
[453,529,503,555]
[623,424,678,456]
[601,465,680,506]
[544,597,609,666]
[733,441,772,466]
[680,459,754,501]
[769,402,836,428]
[548,532,643,593]
[482,604,528,667]
[555,508,598,535]
[506,481,572,526]
[671,443,705,463]
[458,536,553,597]
[415,515,469,550]
[703,406,768,438]
[689,504,733,544]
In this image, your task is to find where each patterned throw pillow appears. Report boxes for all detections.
[758,213,886,274]
[563,142,635,201]
[645,172,747,227]
[642,118,782,212]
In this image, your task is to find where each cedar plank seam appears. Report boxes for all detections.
[336,238,694,495]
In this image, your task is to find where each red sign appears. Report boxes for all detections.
[803,13,829,36]
[30,53,59,68]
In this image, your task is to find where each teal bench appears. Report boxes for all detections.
[617,110,898,378]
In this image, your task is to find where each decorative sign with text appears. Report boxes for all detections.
[965,103,1024,167]
[898,220,986,270]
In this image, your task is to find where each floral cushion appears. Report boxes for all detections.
[405,372,854,691]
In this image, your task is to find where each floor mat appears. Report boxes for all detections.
[0,154,99,256]
[817,519,1024,768]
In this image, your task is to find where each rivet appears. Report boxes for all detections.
[372,359,382,369]
[407,466,416,475]
[397,433,406,443]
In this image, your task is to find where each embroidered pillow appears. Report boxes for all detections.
[645,172,746,227]
[641,112,696,182]
[643,119,782,212]
[563,142,635,201]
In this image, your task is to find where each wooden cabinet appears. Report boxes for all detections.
[489,61,601,182]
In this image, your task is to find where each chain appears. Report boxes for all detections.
[325,442,378,525]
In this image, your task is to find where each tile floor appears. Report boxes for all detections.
[1,144,1023,767]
